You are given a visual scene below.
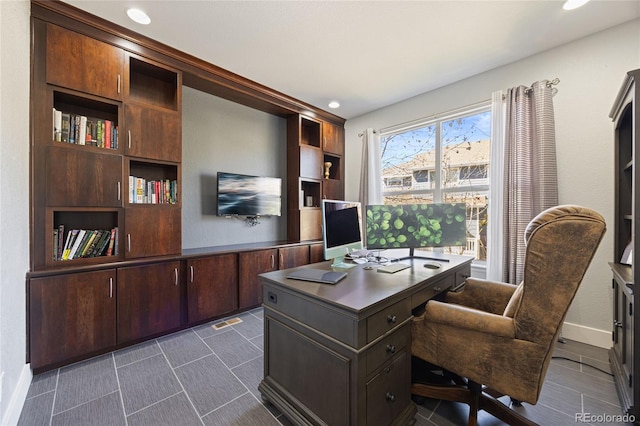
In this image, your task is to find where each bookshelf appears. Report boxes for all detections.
[32,21,182,269]
[610,69,640,418]
[28,1,344,372]
[287,115,345,241]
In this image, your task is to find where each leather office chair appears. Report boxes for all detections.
[411,205,606,426]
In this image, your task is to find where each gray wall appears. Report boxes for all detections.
[345,19,640,348]
[181,86,287,248]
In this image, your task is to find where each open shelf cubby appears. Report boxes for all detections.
[129,57,178,110]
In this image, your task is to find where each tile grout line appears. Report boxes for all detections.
[47,368,60,426]
[158,329,206,426]
[112,351,129,426]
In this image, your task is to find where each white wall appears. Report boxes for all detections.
[181,86,287,248]
[345,19,640,348]
[0,0,32,424]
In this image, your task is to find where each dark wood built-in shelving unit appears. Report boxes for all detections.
[610,68,640,421]
[28,0,344,372]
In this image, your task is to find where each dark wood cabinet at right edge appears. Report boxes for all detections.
[610,68,640,421]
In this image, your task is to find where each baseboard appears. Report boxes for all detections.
[1,364,32,426]
[561,321,612,349]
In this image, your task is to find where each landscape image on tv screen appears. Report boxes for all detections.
[365,203,467,249]
[217,172,282,216]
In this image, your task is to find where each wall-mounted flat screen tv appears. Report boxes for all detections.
[217,172,282,217]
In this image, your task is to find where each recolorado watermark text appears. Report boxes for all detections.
[575,412,635,423]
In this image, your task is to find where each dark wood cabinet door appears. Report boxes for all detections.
[322,121,344,156]
[278,245,309,269]
[322,179,344,201]
[300,209,323,241]
[239,249,277,309]
[46,24,123,100]
[46,146,123,207]
[125,104,181,162]
[309,243,325,264]
[29,270,116,369]
[187,254,238,323]
[299,145,323,180]
[124,206,181,258]
[117,261,181,343]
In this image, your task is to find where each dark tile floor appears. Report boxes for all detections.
[18,308,630,426]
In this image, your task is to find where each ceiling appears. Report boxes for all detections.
[64,0,640,120]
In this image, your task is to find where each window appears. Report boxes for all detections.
[380,104,491,261]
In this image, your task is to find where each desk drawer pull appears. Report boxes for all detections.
[386,344,396,354]
[387,315,397,324]
[433,286,441,293]
[386,392,396,403]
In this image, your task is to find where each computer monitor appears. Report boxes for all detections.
[321,199,363,268]
[365,203,467,259]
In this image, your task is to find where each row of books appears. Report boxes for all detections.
[52,108,118,149]
[54,226,118,261]
[129,176,178,204]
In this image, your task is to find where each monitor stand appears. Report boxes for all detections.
[395,248,450,263]
[331,255,357,270]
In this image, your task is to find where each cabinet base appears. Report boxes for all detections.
[609,347,634,415]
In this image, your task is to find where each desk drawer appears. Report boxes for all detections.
[367,299,411,343]
[366,351,411,425]
[366,323,409,376]
[411,274,454,309]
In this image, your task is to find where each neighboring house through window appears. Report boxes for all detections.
[379,103,491,261]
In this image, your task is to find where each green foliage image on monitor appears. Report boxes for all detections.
[365,203,467,249]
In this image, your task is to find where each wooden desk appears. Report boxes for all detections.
[258,254,473,426]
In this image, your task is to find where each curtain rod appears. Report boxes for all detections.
[358,78,559,138]
[357,129,377,137]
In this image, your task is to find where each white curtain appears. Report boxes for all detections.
[502,81,558,284]
[359,128,383,206]
[487,90,506,282]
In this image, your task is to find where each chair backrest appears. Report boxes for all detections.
[511,205,606,345]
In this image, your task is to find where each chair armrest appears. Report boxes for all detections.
[418,300,516,339]
[445,278,518,315]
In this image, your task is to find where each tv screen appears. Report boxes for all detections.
[322,200,363,268]
[217,172,282,216]
[365,203,467,250]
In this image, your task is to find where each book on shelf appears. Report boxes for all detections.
[52,108,117,150]
[106,227,117,256]
[57,224,65,260]
[67,229,87,260]
[61,113,70,143]
[128,176,178,204]
[61,229,79,260]
[91,230,111,257]
[53,109,62,142]
[54,227,119,261]
[53,229,58,261]
[78,230,97,258]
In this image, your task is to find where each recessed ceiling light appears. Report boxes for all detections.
[127,8,151,25]
[562,0,590,10]
[328,101,340,109]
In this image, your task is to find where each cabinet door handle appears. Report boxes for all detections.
[386,344,396,354]
[109,277,113,298]
[128,130,132,150]
[117,181,121,201]
[279,253,283,269]
[117,74,121,94]
[387,315,397,324]
[127,234,131,252]
[174,268,178,286]
[433,286,442,293]
[271,254,275,269]
[190,266,194,283]
[385,392,396,403]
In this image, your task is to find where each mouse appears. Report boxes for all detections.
[423,261,441,269]
[363,265,373,270]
